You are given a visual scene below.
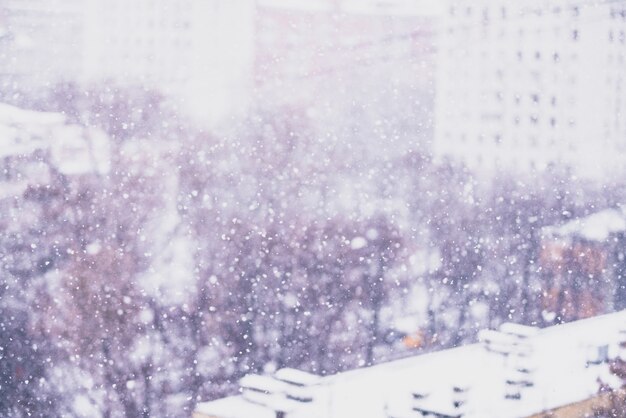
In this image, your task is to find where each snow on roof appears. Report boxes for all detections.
[274,368,321,386]
[194,396,276,418]
[0,103,65,125]
[241,391,303,413]
[240,374,289,394]
[499,323,540,339]
[195,310,626,418]
[0,102,111,175]
[543,208,626,242]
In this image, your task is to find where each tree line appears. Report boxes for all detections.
[1,85,625,416]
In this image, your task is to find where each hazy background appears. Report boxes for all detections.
[1,0,626,417]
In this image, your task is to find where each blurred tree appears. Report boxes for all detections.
[0,278,59,417]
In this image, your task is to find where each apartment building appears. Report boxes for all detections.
[0,0,84,89]
[254,0,439,94]
[434,0,626,177]
[0,0,255,126]
[254,0,441,159]
[81,0,255,126]
[0,0,441,131]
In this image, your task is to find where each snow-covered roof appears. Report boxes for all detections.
[0,102,110,175]
[194,396,276,418]
[0,102,65,125]
[543,208,626,242]
[274,368,321,386]
[194,310,626,418]
[499,322,540,339]
[240,374,289,394]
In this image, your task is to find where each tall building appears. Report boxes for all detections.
[254,0,441,158]
[82,0,255,126]
[434,0,626,177]
[254,0,439,96]
[0,0,256,127]
[0,0,85,89]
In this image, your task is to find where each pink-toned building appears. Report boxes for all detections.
[253,0,439,105]
[252,0,441,157]
[0,0,441,134]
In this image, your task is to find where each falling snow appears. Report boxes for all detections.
[1,0,626,417]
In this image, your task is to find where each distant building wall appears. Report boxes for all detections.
[81,0,255,127]
[0,0,84,89]
[254,0,441,158]
[434,0,626,177]
[0,0,443,133]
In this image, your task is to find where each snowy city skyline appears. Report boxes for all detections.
[1,0,626,417]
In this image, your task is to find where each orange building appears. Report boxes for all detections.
[539,208,626,322]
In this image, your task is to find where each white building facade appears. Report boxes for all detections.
[0,0,441,130]
[0,0,85,89]
[434,0,626,177]
[81,0,255,126]
[0,0,256,127]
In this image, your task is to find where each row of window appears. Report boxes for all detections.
[513,115,565,128]
[449,26,583,44]
[449,4,581,19]
[446,133,567,150]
